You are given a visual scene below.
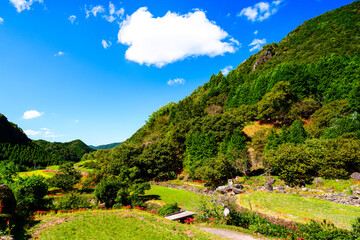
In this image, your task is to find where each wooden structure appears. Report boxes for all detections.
[164,211,195,222]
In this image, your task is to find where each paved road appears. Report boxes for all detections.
[200,227,263,240]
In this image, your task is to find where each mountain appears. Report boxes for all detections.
[90,2,360,184]
[34,139,95,162]
[89,142,122,150]
[0,114,94,168]
[0,114,30,145]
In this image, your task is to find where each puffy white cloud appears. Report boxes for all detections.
[101,40,112,49]
[118,7,239,67]
[238,1,283,22]
[85,5,105,18]
[54,51,64,56]
[103,2,124,22]
[254,30,258,35]
[0,17,4,24]
[23,110,43,119]
[9,0,43,13]
[24,129,41,136]
[273,0,283,6]
[68,15,76,24]
[25,128,63,139]
[249,38,266,52]
[221,65,233,76]
[167,78,185,86]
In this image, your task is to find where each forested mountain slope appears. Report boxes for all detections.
[0,114,94,169]
[58,2,360,185]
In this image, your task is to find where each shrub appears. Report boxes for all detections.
[11,175,49,217]
[54,193,93,211]
[94,175,150,208]
[47,163,82,191]
[157,202,180,217]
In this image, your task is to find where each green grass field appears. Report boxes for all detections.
[238,192,360,229]
[143,185,205,212]
[18,169,56,179]
[34,209,224,240]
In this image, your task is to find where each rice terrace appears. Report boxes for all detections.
[1,0,360,239]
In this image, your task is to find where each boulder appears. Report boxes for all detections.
[277,186,285,191]
[223,208,230,217]
[232,188,245,194]
[264,182,273,192]
[351,172,360,181]
[216,186,227,194]
[313,177,324,185]
[266,177,276,185]
[233,184,243,189]
[0,184,16,215]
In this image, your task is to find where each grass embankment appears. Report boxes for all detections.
[18,169,56,179]
[18,160,97,179]
[144,185,205,212]
[33,209,224,240]
[238,191,360,229]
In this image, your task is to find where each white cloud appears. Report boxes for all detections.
[103,2,124,22]
[24,129,41,136]
[9,0,43,13]
[273,0,283,6]
[254,30,258,35]
[249,38,266,52]
[68,15,76,24]
[167,78,185,86]
[54,51,64,56]
[23,110,43,119]
[238,1,283,22]
[0,18,4,24]
[101,40,112,49]
[221,65,233,76]
[85,5,105,18]
[25,128,63,139]
[118,7,239,67]
[74,120,79,123]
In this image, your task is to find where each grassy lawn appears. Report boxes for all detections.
[143,185,205,212]
[238,191,360,229]
[34,209,224,240]
[18,169,56,179]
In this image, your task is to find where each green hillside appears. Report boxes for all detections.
[0,114,94,169]
[34,139,95,162]
[86,2,360,186]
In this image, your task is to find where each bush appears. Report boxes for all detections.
[54,193,93,210]
[157,202,180,216]
[94,175,150,208]
[196,195,237,222]
[47,163,82,191]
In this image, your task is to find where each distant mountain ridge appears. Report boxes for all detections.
[89,142,122,150]
[0,113,94,168]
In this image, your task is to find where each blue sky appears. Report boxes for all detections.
[0,0,354,146]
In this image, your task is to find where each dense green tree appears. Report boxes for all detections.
[257,81,295,123]
[288,120,307,144]
[322,112,360,139]
[308,99,351,138]
[47,163,82,191]
[11,175,49,217]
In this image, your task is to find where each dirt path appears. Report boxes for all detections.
[199,227,264,240]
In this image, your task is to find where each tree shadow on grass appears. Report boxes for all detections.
[140,195,161,201]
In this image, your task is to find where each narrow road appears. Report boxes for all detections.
[199,227,264,240]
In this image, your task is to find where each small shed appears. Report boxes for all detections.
[165,211,196,223]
